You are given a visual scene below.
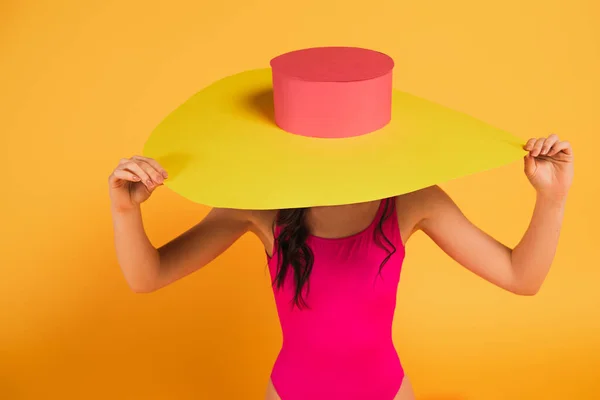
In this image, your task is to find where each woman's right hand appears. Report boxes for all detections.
[108,156,168,212]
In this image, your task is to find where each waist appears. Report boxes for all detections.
[279,313,394,348]
[279,333,397,361]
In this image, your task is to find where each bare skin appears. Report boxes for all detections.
[109,135,573,399]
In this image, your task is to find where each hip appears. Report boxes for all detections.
[265,375,415,400]
[268,347,406,400]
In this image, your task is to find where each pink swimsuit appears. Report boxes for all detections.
[267,198,406,399]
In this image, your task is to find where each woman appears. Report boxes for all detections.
[109,133,573,399]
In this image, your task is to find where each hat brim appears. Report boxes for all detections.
[143,68,526,210]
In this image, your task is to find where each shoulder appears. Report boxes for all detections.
[247,209,278,234]
[394,185,457,237]
[408,184,453,204]
[396,185,454,211]
[206,208,276,231]
[203,208,276,248]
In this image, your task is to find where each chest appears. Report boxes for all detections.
[269,237,405,308]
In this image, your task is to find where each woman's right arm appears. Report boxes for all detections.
[112,206,254,293]
[109,156,260,293]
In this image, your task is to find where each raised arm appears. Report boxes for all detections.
[112,206,256,293]
[109,155,265,293]
[413,135,574,295]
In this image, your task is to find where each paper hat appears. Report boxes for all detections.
[143,47,526,210]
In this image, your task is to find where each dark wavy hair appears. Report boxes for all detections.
[271,198,397,309]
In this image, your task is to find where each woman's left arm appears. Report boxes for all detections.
[416,134,574,295]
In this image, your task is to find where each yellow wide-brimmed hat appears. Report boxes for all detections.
[143,46,526,210]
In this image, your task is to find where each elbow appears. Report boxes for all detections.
[514,286,540,296]
[129,282,156,294]
[123,274,159,294]
[511,281,543,296]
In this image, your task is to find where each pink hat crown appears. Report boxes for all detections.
[270,47,395,139]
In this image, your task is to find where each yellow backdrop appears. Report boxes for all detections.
[2,1,599,399]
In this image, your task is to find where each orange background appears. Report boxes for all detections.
[2,1,599,399]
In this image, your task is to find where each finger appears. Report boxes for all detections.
[548,140,573,156]
[523,152,536,177]
[531,138,546,157]
[541,134,560,155]
[523,138,537,151]
[132,156,168,178]
[120,161,153,190]
[111,169,141,183]
[132,158,165,186]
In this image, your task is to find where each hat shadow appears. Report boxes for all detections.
[149,88,275,180]
[243,88,276,126]
[154,152,194,179]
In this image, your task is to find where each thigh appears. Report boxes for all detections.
[265,379,281,400]
[394,375,416,400]
[266,376,415,400]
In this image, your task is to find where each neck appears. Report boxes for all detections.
[305,200,381,239]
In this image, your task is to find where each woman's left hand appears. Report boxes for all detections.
[523,134,574,201]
